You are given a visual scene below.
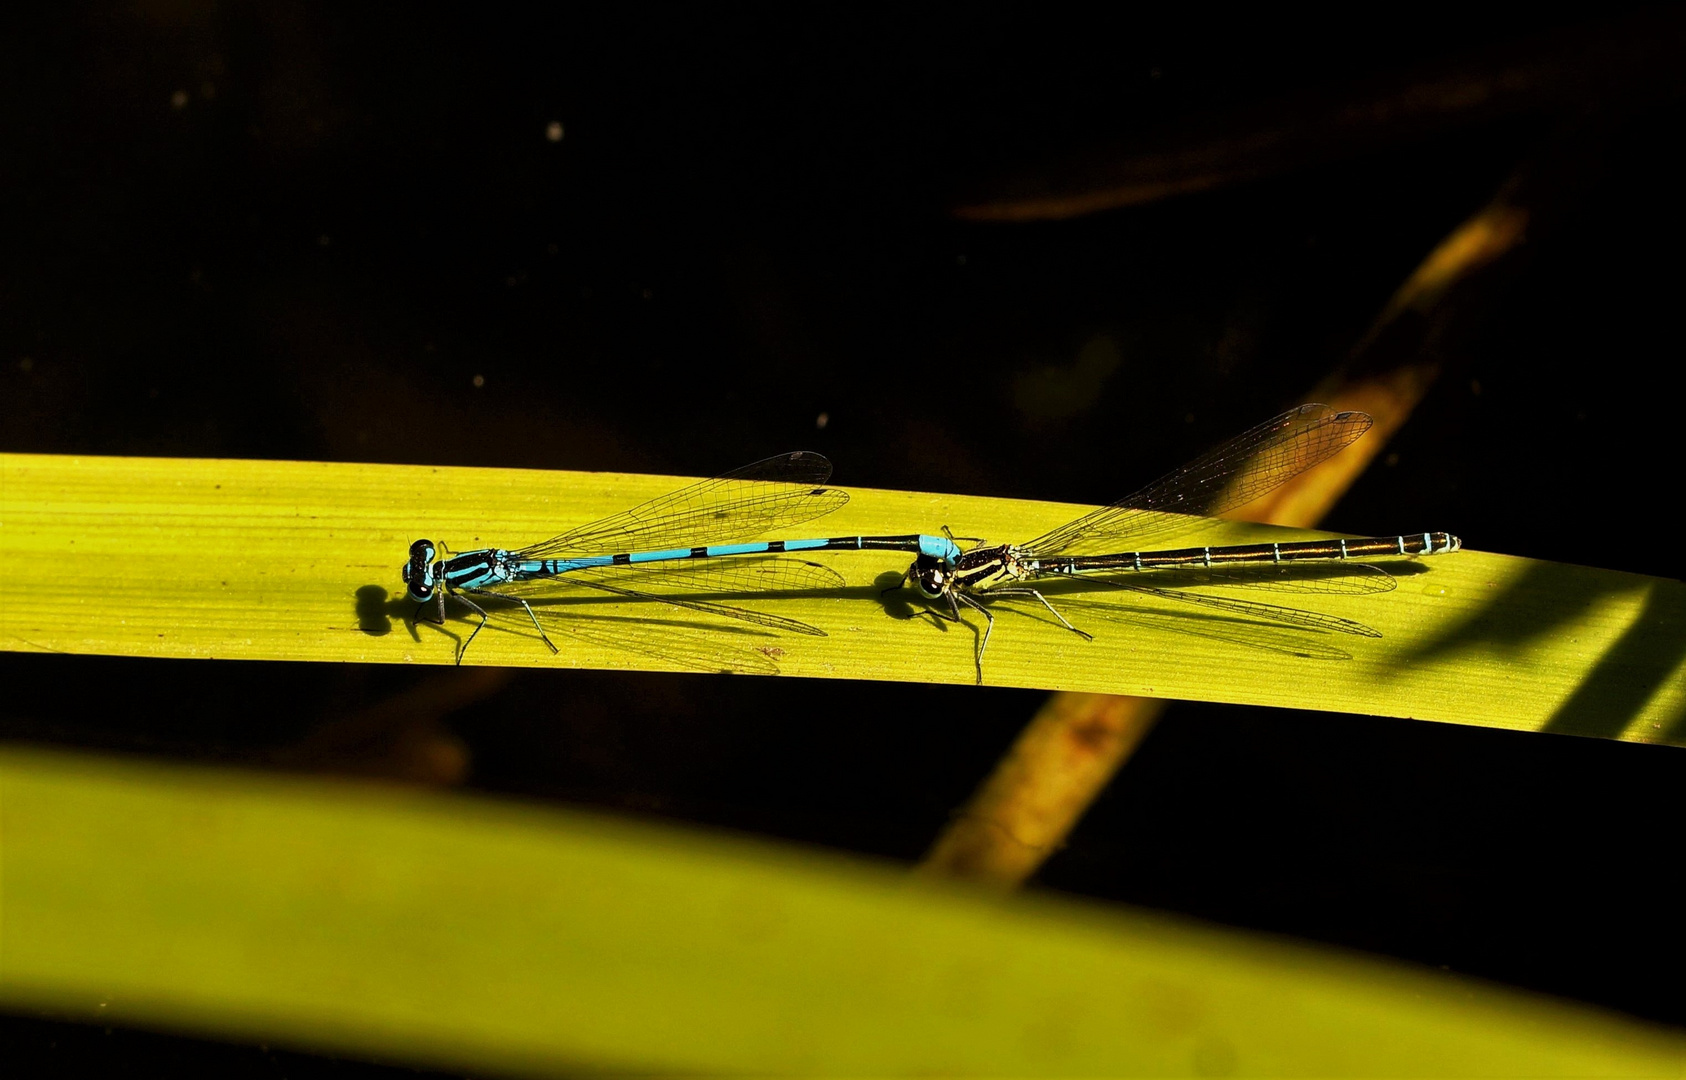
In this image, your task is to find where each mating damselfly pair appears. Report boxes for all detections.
[401,404,1460,678]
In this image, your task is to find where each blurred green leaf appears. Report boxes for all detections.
[3,745,1682,1076]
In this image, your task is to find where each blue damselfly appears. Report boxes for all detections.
[403,451,865,669]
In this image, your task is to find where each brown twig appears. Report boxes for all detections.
[917,102,1592,885]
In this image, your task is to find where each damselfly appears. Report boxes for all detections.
[403,451,867,669]
[893,404,1460,677]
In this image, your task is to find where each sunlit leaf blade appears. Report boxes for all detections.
[4,452,1684,743]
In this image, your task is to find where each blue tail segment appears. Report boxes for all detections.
[507,534,944,583]
[414,533,957,600]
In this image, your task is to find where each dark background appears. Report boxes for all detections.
[4,6,1685,1074]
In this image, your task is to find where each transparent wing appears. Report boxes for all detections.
[459,565,831,674]
[1130,561,1397,597]
[516,451,848,559]
[1090,581,1381,638]
[1054,595,1360,661]
[1006,575,1381,661]
[1023,404,1373,557]
[569,621,787,674]
[480,604,786,675]
[487,571,827,638]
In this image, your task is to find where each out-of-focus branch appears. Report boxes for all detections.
[919,99,1602,886]
[917,693,1165,885]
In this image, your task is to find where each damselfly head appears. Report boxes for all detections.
[908,553,950,599]
[402,539,438,602]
